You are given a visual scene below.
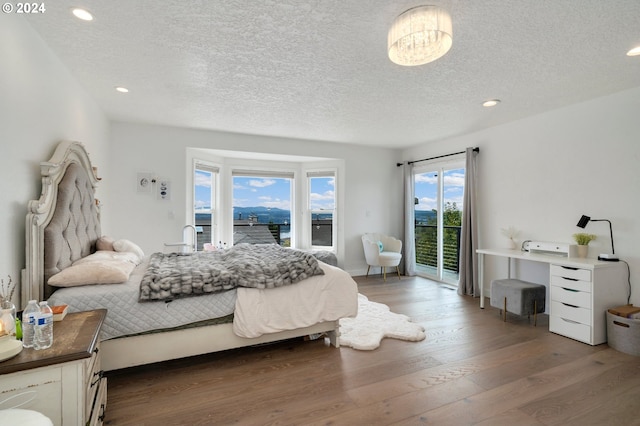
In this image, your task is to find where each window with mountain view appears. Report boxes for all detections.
[190,152,341,253]
[308,171,336,248]
[232,171,293,246]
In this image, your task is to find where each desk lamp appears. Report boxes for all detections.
[576,215,619,261]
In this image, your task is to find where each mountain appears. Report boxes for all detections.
[233,206,290,224]
[415,209,436,224]
[196,206,333,224]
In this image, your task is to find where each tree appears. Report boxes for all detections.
[443,202,461,226]
[415,202,462,272]
[426,202,461,226]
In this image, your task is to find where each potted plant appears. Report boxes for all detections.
[573,233,596,258]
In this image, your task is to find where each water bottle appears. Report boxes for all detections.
[34,301,53,350]
[21,300,39,348]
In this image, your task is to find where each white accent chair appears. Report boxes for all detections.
[361,233,402,280]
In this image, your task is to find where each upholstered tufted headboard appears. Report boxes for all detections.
[24,141,101,306]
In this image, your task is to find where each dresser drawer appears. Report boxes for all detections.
[84,345,99,381]
[550,285,591,308]
[550,315,592,343]
[550,275,592,293]
[85,344,103,420]
[550,264,592,281]
[551,300,592,325]
[88,377,107,426]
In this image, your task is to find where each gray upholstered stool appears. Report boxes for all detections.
[490,279,546,326]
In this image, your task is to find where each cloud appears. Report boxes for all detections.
[249,179,276,188]
[261,199,291,210]
[195,171,212,187]
[444,172,464,187]
[310,190,334,201]
[310,190,335,210]
[415,172,464,187]
[415,174,437,184]
[194,199,210,209]
[417,196,437,211]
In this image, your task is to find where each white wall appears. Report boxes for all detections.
[0,16,110,306]
[403,86,640,304]
[109,122,403,274]
[12,10,637,300]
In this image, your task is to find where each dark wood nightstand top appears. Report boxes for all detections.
[0,309,106,375]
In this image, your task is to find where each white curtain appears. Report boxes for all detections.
[403,163,416,276]
[458,147,479,296]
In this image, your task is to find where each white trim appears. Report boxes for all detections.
[232,169,295,178]
[306,169,337,252]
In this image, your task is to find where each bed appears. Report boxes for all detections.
[23,141,358,371]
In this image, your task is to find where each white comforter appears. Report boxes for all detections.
[233,261,358,338]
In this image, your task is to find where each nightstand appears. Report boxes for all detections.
[0,309,107,426]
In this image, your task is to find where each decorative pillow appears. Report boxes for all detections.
[48,258,136,287]
[113,239,145,262]
[74,250,141,266]
[377,241,384,252]
[96,235,116,251]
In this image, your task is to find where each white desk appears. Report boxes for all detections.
[477,248,628,345]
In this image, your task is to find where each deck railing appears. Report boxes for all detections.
[415,224,461,275]
[194,221,332,249]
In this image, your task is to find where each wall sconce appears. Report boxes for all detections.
[576,215,619,261]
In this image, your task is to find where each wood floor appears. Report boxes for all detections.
[104,275,640,425]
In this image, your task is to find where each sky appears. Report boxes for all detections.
[194,171,335,212]
[415,168,465,211]
[233,177,291,209]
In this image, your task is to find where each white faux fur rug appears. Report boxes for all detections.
[339,294,426,350]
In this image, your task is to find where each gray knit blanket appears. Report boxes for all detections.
[139,244,325,301]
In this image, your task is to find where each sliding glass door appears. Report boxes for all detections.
[414,161,465,284]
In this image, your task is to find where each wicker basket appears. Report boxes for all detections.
[606,311,640,356]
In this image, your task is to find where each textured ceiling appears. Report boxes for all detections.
[24,0,640,148]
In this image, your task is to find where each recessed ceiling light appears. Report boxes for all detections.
[482,99,501,107]
[115,87,129,93]
[627,46,640,57]
[71,7,93,21]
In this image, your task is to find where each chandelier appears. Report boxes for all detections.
[388,5,453,66]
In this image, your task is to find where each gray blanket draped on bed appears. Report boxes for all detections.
[139,243,325,301]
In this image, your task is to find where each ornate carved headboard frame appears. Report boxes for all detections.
[23,141,101,307]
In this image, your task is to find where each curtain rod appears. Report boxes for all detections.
[396,147,479,167]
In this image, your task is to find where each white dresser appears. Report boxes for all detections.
[478,248,628,345]
[549,263,627,344]
[0,309,107,425]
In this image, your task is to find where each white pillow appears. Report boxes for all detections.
[74,250,141,266]
[96,235,115,251]
[48,259,136,287]
[113,239,145,262]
